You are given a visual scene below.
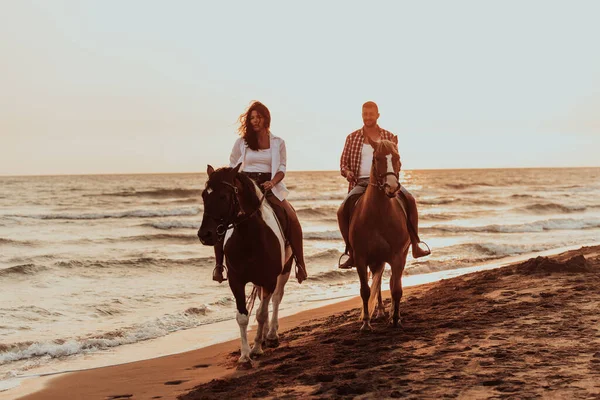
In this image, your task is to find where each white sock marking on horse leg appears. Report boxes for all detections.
[236,312,251,362]
[267,272,290,341]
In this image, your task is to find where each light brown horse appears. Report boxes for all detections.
[349,140,411,330]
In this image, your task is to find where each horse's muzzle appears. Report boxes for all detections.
[197,229,215,246]
[384,184,400,198]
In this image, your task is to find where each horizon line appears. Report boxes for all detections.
[2,165,600,178]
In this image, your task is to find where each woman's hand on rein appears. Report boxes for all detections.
[262,180,275,191]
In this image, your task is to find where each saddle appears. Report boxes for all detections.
[242,171,290,246]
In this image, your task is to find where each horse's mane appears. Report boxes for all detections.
[235,172,263,217]
[209,167,263,218]
[376,140,399,156]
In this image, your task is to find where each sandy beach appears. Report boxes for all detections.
[10,245,599,399]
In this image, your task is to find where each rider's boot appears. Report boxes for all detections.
[212,241,227,283]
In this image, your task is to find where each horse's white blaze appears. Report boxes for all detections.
[385,155,399,191]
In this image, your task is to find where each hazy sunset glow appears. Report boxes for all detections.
[1,0,599,175]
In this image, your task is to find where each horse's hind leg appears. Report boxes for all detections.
[267,262,291,347]
[251,287,271,357]
[230,281,252,363]
[375,267,387,320]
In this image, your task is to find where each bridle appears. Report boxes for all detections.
[369,155,401,197]
[202,179,266,241]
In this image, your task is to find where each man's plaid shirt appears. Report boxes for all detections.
[340,126,399,192]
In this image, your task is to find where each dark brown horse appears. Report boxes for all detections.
[349,140,411,330]
[198,164,293,363]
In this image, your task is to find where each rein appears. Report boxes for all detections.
[204,180,266,241]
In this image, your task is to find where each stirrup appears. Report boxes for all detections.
[413,241,431,258]
[338,253,353,269]
[212,264,227,283]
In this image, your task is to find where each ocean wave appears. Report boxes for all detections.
[435,242,553,258]
[307,249,343,262]
[53,257,213,270]
[145,220,200,230]
[99,189,203,199]
[0,264,49,278]
[425,217,600,234]
[12,207,201,220]
[296,205,338,218]
[303,230,342,240]
[0,238,36,246]
[0,306,214,366]
[110,233,199,244]
[517,203,588,214]
[444,183,494,189]
[420,198,505,206]
[421,213,464,221]
[309,269,355,283]
[419,198,459,205]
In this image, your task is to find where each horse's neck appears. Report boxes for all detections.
[363,183,391,209]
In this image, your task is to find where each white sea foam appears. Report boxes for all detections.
[12,207,200,220]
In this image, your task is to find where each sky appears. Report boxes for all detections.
[1,0,599,175]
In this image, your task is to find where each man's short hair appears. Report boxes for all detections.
[362,101,379,112]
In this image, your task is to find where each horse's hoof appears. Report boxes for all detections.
[250,347,264,357]
[390,318,403,328]
[265,337,280,348]
[237,359,253,370]
[360,322,373,332]
[374,311,387,321]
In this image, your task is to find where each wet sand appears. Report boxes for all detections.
[18,246,600,399]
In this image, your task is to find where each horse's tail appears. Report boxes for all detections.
[246,285,261,316]
[367,268,384,319]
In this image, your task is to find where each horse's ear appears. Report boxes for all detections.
[232,163,242,174]
[206,165,215,176]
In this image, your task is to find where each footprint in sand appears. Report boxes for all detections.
[164,380,189,385]
[106,396,133,400]
[185,363,210,370]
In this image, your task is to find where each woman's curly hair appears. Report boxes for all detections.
[237,101,271,151]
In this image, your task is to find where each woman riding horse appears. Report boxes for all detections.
[212,101,307,284]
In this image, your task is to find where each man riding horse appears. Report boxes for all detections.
[337,101,431,269]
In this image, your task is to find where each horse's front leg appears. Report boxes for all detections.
[230,280,252,363]
[267,268,291,348]
[251,287,271,357]
[356,258,372,332]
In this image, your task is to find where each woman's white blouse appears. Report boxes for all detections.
[243,148,272,173]
[229,133,289,201]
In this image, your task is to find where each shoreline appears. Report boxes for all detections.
[4,243,600,399]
